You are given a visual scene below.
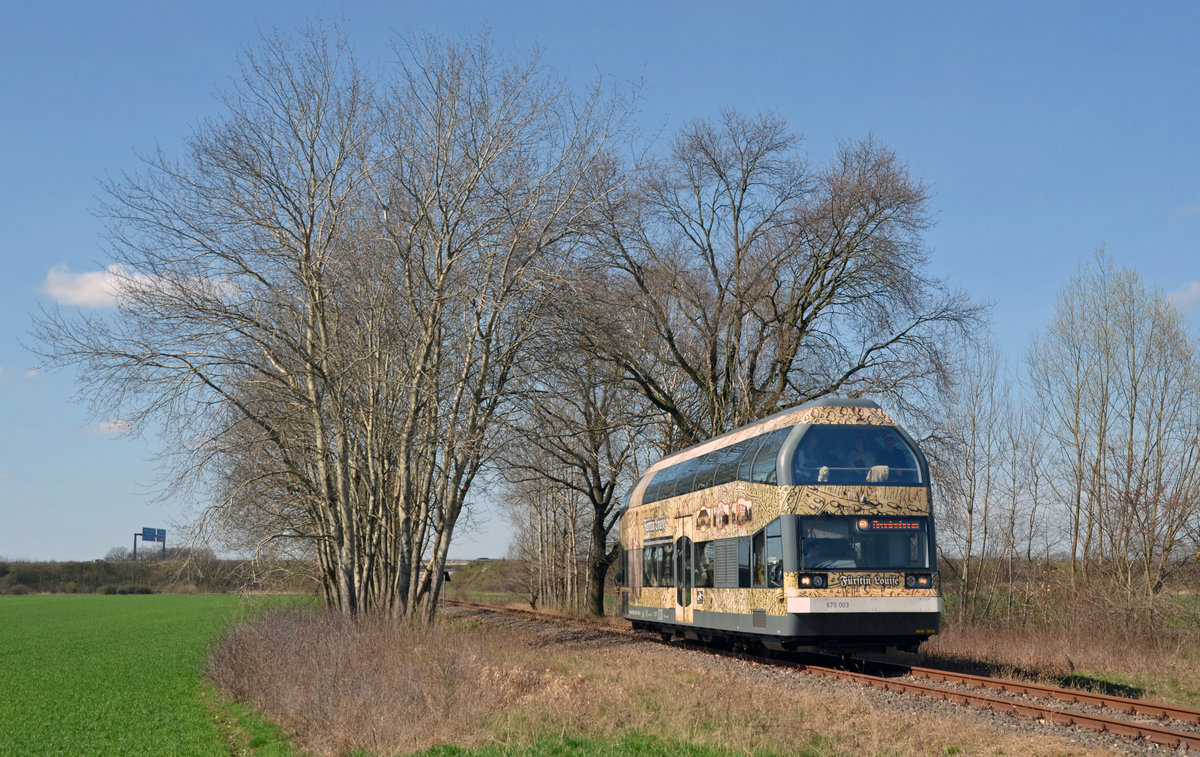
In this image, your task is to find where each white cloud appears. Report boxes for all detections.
[40,264,133,307]
[40,263,236,307]
[1167,281,1200,312]
[92,419,134,435]
[0,367,40,382]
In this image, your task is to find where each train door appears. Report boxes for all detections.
[674,516,694,624]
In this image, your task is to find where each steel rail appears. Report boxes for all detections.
[800,664,1200,751]
[887,663,1200,726]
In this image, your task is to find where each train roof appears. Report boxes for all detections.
[653,397,886,468]
[626,398,901,508]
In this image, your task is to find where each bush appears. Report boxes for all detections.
[0,559,319,595]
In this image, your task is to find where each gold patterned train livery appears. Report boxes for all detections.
[615,398,941,652]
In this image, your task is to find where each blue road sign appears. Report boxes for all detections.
[156,529,166,543]
[142,527,156,541]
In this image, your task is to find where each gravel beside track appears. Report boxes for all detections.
[448,604,1185,755]
[883,666,1200,740]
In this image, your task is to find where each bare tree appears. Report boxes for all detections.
[36,27,379,613]
[581,111,979,448]
[933,335,1006,620]
[1029,251,1120,581]
[1102,264,1200,606]
[998,400,1053,624]
[501,459,591,611]
[501,309,654,614]
[1028,251,1200,609]
[34,28,632,620]
[367,33,633,621]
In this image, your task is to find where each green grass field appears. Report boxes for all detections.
[0,594,276,755]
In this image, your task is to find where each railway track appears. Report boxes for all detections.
[808,661,1200,751]
[446,599,1200,752]
[861,659,1200,726]
[443,598,639,636]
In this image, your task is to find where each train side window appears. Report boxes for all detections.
[652,468,680,502]
[709,442,749,487]
[736,434,770,482]
[689,451,721,494]
[749,520,783,588]
[751,528,767,587]
[749,428,789,484]
[644,458,694,504]
[694,540,715,588]
[642,542,675,587]
[668,457,705,499]
[765,520,782,587]
[642,473,669,505]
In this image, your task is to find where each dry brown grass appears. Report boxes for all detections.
[926,620,1194,674]
[924,618,1200,705]
[929,577,1200,706]
[208,608,1119,756]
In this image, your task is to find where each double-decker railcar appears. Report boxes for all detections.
[615,398,940,652]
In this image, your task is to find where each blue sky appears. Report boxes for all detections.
[2,1,1198,561]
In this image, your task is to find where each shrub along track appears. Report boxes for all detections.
[446,599,1200,753]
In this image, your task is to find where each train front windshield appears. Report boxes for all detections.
[792,425,922,485]
[800,516,932,571]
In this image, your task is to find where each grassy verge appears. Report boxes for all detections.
[0,593,298,755]
[203,682,296,756]
[411,732,804,756]
[209,607,1105,756]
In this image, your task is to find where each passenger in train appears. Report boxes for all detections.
[793,435,823,479]
[845,437,876,470]
[877,436,909,481]
[768,556,783,587]
[879,435,907,467]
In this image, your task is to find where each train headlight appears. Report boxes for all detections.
[905,574,917,588]
[799,573,827,588]
[905,573,932,588]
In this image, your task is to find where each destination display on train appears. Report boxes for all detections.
[857,518,922,531]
